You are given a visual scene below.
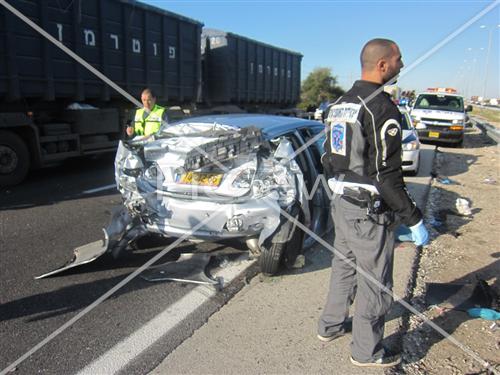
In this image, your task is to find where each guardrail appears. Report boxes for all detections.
[472,117,500,144]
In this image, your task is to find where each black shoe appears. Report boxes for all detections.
[317,319,352,342]
[350,351,401,368]
[317,331,344,342]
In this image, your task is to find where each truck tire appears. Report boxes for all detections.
[0,130,30,186]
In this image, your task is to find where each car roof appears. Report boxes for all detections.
[171,114,323,139]
[416,92,463,98]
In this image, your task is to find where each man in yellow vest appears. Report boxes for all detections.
[126,88,167,137]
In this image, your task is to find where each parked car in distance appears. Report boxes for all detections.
[400,109,421,175]
[114,114,330,275]
[314,101,330,122]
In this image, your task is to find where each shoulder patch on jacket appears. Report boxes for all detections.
[327,103,361,123]
[387,128,398,137]
[330,122,346,156]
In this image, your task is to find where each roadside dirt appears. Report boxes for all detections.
[471,107,500,129]
[399,125,500,374]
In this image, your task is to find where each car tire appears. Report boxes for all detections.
[0,130,30,186]
[259,209,305,275]
[259,241,286,276]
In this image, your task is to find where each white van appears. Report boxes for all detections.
[410,88,472,146]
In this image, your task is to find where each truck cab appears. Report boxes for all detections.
[410,88,472,146]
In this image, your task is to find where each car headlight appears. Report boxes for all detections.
[252,162,296,206]
[144,163,164,186]
[232,168,256,189]
[122,168,142,177]
[402,140,418,151]
[452,119,464,125]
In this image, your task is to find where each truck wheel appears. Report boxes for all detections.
[0,130,30,186]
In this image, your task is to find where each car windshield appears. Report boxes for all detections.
[414,94,464,112]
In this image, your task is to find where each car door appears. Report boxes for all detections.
[294,126,330,248]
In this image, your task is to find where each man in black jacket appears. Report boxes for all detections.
[317,38,429,368]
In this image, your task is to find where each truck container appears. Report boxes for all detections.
[0,1,303,186]
[201,28,302,107]
[0,0,203,185]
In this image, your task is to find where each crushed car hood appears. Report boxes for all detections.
[114,121,309,243]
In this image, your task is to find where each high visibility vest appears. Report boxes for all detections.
[133,104,166,136]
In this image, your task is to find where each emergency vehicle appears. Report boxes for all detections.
[410,88,472,146]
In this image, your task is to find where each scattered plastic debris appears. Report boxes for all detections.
[140,253,223,289]
[455,198,472,216]
[437,176,457,185]
[429,305,449,315]
[467,307,500,321]
[482,178,497,185]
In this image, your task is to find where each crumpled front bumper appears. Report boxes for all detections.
[114,128,309,248]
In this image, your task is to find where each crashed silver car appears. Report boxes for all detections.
[36,114,330,280]
[113,114,329,275]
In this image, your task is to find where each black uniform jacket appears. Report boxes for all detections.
[322,80,422,227]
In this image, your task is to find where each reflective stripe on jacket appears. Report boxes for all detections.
[133,104,166,136]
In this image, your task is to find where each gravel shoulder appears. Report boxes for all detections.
[400,125,500,374]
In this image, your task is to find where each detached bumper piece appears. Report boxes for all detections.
[35,206,144,279]
[35,232,109,279]
[140,253,223,290]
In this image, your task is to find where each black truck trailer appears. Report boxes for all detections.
[201,28,301,107]
[0,0,302,185]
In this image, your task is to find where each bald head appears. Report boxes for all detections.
[360,38,397,70]
[359,38,403,84]
[141,88,157,111]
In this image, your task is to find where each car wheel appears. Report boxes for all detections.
[259,241,286,276]
[0,130,30,186]
[259,206,305,275]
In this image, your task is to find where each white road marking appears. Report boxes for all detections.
[82,184,117,194]
[77,257,255,375]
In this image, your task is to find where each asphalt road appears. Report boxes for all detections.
[0,144,436,375]
[0,156,253,375]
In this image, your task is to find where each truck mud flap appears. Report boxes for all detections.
[141,253,223,289]
[35,230,109,279]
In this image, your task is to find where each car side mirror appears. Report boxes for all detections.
[466,105,473,112]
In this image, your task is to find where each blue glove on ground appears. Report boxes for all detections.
[409,220,429,246]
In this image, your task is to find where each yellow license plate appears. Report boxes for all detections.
[178,171,223,187]
[429,131,440,138]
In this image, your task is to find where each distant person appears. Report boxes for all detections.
[318,38,428,368]
[126,88,167,137]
